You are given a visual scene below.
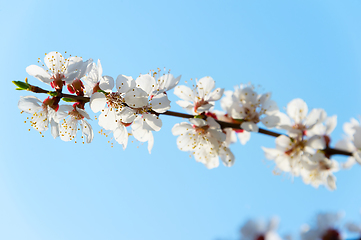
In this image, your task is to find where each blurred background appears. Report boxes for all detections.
[1,0,361,239]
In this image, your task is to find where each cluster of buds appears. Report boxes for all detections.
[14,51,361,191]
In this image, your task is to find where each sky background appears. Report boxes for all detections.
[1,0,361,239]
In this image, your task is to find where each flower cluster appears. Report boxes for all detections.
[15,51,361,191]
[225,211,361,240]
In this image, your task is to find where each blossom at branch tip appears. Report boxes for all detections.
[174,76,224,114]
[56,105,93,143]
[172,117,234,169]
[26,51,92,90]
[335,118,361,168]
[18,96,59,139]
[240,217,282,240]
[301,212,343,240]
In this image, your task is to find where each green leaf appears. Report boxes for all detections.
[48,91,58,97]
[15,88,25,90]
[12,81,30,90]
[62,97,77,102]
[194,115,203,119]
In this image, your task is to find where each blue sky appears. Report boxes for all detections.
[1,1,361,239]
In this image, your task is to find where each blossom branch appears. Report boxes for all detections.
[18,81,353,158]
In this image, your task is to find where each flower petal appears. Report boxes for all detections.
[26,65,51,83]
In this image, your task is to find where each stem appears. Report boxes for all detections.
[26,84,353,157]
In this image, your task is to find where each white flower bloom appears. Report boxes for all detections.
[172,117,234,169]
[174,76,224,114]
[57,105,93,143]
[301,213,343,240]
[90,74,167,151]
[335,118,361,168]
[136,70,181,95]
[300,152,339,191]
[26,51,92,90]
[82,59,114,96]
[240,217,282,240]
[222,85,282,133]
[262,134,326,177]
[18,96,59,138]
[281,99,326,138]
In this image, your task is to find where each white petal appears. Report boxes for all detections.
[262,147,281,160]
[220,147,235,167]
[143,113,162,131]
[147,132,154,154]
[206,88,224,101]
[172,122,192,136]
[44,51,64,73]
[50,119,59,139]
[89,92,106,113]
[99,75,114,92]
[150,93,171,113]
[118,107,137,123]
[353,151,361,165]
[98,110,118,130]
[116,75,135,93]
[287,98,308,123]
[76,107,91,119]
[262,99,279,115]
[176,100,194,109]
[325,115,337,135]
[353,128,361,149]
[124,87,149,108]
[305,109,325,128]
[81,120,93,143]
[197,76,215,98]
[307,135,326,150]
[174,85,195,102]
[18,96,42,113]
[161,74,181,91]
[136,74,155,94]
[237,130,251,145]
[326,174,336,191]
[261,115,280,128]
[26,65,52,83]
[114,125,128,149]
[241,122,259,132]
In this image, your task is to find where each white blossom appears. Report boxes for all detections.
[172,117,234,169]
[240,217,282,240]
[26,51,92,90]
[18,96,59,138]
[335,118,361,168]
[301,213,343,240]
[221,85,282,133]
[57,105,93,143]
[174,76,224,114]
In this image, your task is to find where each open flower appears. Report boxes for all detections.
[301,213,343,240]
[174,76,224,114]
[172,117,234,169]
[240,217,282,240]
[26,51,92,90]
[222,85,282,133]
[57,105,93,143]
[18,96,59,138]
